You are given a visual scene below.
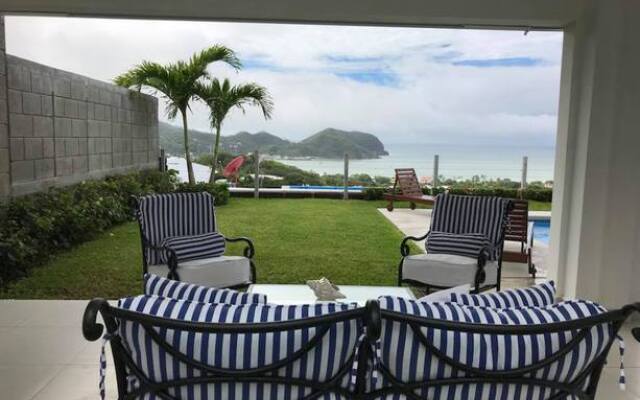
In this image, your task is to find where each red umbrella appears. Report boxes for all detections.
[222,155,246,179]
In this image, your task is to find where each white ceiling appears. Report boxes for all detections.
[0,0,580,29]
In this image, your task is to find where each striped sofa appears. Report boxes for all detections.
[83,295,640,400]
[135,192,256,289]
[399,194,513,292]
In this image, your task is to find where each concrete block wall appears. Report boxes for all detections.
[0,18,9,201]
[4,54,158,197]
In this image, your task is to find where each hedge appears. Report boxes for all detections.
[424,187,552,202]
[0,170,229,288]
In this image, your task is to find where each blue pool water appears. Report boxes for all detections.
[287,185,364,190]
[533,220,550,245]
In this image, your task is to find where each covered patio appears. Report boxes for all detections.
[0,0,639,399]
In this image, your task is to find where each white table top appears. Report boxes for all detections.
[247,284,415,306]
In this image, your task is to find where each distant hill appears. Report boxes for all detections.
[159,122,388,159]
[159,122,217,156]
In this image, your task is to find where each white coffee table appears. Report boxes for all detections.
[247,284,415,306]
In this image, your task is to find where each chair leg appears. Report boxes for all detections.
[528,250,536,278]
[397,258,404,286]
[387,200,394,211]
[250,260,257,283]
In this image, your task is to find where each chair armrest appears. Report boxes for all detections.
[225,236,255,259]
[400,232,430,257]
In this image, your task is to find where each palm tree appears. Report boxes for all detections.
[195,78,273,183]
[114,46,241,184]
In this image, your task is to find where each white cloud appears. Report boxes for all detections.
[6,16,563,146]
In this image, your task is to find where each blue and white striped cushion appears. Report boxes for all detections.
[430,195,511,261]
[117,295,361,399]
[426,231,490,259]
[144,274,267,305]
[450,280,556,308]
[376,296,612,399]
[160,232,225,263]
[138,192,217,265]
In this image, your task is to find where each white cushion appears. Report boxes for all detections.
[149,255,251,288]
[450,280,556,308]
[144,273,266,304]
[418,284,471,302]
[402,253,497,288]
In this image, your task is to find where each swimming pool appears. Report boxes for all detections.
[532,219,550,245]
[286,185,364,191]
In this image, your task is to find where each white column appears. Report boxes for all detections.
[549,0,640,307]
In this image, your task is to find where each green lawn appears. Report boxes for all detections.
[0,197,550,299]
[528,200,552,211]
[1,199,418,299]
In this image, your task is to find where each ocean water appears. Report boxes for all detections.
[276,143,556,182]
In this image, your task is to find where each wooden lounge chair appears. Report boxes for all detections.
[383,168,435,211]
[503,199,537,277]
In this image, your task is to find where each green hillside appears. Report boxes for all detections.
[159,121,388,159]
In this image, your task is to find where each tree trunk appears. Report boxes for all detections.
[209,123,222,184]
[181,110,195,184]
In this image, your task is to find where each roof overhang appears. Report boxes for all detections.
[0,0,580,30]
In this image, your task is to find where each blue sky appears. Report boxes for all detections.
[6,17,563,146]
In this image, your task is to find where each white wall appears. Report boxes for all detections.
[549,0,640,308]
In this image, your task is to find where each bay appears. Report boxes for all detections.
[275,142,555,182]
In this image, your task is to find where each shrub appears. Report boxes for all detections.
[0,169,228,288]
[422,186,552,202]
[175,182,230,206]
[362,187,385,200]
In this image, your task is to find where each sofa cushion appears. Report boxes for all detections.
[149,256,252,289]
[116,295,361,399]
[426,231,490,259]
[402,253,498,288]
[144,273,266,305]
[450,280,556,308]
[376,296,612,399]
[160,232,225,263]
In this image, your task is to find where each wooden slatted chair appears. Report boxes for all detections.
[383,168,435,211]
[502,199,536,277]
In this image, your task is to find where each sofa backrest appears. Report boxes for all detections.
[137,192,217,265]
[113,295,363,399]
[84,297,637,400]
[375,296,617,400]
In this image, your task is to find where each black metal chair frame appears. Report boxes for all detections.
[132,196,257,290]
[83,299,640,400]
[83,298,377,400]
[398,200,514,294]
[368,303,640,400]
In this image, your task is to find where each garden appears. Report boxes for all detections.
[0,168,551,299]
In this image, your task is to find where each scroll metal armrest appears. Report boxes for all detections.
[225,236,255,259]
[400,232,430,257]
[143,232,178,278]
[82,298,110,341]
[621,303,640,343]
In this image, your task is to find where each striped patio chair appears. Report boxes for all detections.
[398,194,512,292]
[135,192,256,289]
